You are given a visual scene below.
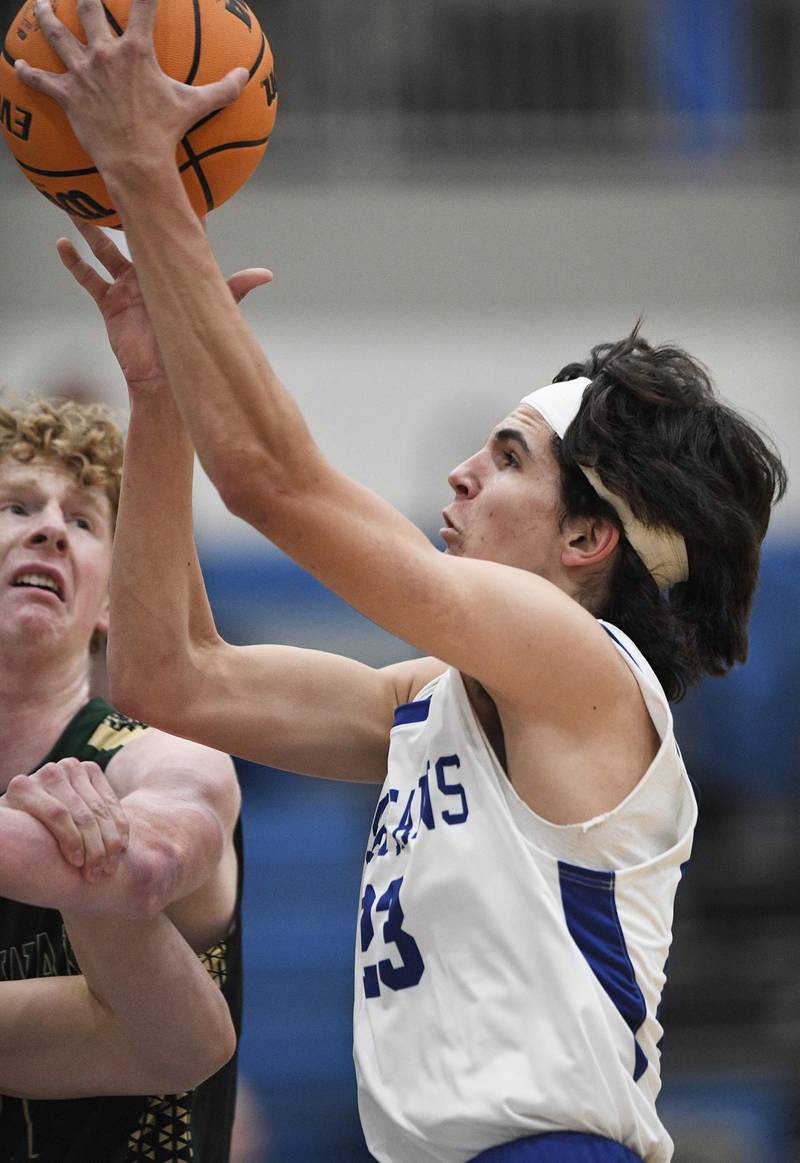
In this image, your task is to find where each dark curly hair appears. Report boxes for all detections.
[552,324,787,701]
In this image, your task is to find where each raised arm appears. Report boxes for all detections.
[19,0,649,840]
[57,221,412,781]
[21,3,608,724]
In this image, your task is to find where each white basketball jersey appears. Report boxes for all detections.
[353,622,697,1163]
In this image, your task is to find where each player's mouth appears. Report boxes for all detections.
[11,567,65,602]
[439,510,460,545]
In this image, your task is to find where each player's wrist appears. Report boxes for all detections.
[123,372,171,403]
[101,150,180,201]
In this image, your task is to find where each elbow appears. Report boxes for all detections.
[147,1005,237,1093]
[107,645,194,735]
[214,454,278,527]
[106,640,164,728]
[211,442,316,531]
[125,808,225,920]
[106,639,136,718]
[106,669,147,727]
[106,610,178,727]
[204,1007,238,1080]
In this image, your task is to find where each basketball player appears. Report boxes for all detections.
[17,3,788,1160]
[0,394,244,1162]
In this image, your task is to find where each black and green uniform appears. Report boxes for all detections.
[0,698,244,1163]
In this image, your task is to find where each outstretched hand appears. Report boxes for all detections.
[57,218,272,396]
[15,0,247,176]
[5,758,129,882]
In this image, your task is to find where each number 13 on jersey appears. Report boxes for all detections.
[360,876,425,998]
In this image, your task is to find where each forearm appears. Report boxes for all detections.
[1,913,234,1099]
[0,794,222,919]
[106,165,317,509]
[62,909,235,1094]
[105,166,449,652]
[0,804,91,910]
[109,385,219,720]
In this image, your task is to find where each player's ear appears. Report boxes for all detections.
[94,592,110,638]
[561,514,620,571]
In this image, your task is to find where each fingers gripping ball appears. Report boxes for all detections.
[0,0,277,227]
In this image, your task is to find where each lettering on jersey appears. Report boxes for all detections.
[22,1097,37,1161]
[360,875,424,998]
[0,95,33,141]
[0,931,60,980]
[87,711,149,752]
[435,754,468,823]
[61,923,80,975]
[365,753,468,863]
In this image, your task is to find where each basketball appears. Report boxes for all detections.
[0,0,277,227]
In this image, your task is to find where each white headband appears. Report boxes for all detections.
[520,378,689,590]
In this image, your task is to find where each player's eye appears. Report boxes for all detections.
[501,449,519,468]
[70,516,92,531]
[6,502,28,516]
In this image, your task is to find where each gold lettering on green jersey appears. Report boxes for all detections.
[86,714,149,753]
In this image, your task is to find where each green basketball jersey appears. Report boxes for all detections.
[0,698,244,1163]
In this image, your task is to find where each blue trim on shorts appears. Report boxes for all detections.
[470,1131,644,1162]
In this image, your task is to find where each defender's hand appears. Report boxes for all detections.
[14,0,247,177]
[57,218,272,396]
[5,759,130,881]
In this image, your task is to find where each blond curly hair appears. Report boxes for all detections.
[0,395,124,522]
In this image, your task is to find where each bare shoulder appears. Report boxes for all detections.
[493,609,661,824]
[382,656,448,707]
[466,567,633,714]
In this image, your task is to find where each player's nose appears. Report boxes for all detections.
[25,505,69,553]
[448,452,482,498]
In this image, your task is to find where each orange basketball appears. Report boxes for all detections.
[0,0,277,227]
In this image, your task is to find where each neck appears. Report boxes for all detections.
[0,645,91,791]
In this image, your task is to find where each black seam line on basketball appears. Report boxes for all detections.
[247,32,267,81]
[2,13,122,65]
[177,136,270,170]
[101,4,124,37]
[16,159,99,177]
[179,133,214,211]
[185,34,267,136]
[183,0,203,85]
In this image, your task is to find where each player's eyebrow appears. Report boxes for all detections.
[492,427,532,457]
[64,484,106,514]
[0,472,41,494]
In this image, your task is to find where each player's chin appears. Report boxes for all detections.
[15,602,67,636]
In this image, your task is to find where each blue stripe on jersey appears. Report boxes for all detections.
[558,862,649,1082]
[601,625,641,671]
[655,858,689,1053]
[392,698,432,727]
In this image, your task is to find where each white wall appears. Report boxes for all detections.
[1,177,796,545]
